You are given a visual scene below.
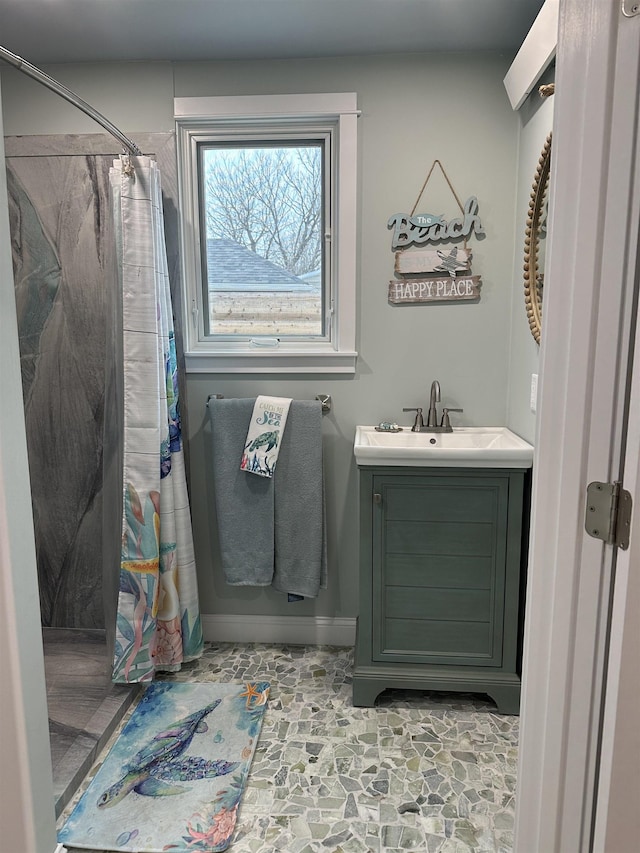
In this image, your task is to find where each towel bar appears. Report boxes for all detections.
[207,393,332,414]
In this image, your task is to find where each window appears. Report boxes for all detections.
[201,139,325,339]
[175,94,358,373]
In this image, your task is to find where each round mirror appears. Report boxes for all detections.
[524,133,551,344]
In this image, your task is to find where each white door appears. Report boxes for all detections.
[592,298,640,850]
[514,1,640,850]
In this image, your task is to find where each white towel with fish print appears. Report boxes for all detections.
[241,395,292,477]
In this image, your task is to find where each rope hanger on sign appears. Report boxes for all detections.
[410,159,469,249]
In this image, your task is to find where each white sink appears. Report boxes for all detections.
[354,425,534,468]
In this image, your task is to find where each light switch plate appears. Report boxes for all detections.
[530,373,539,413]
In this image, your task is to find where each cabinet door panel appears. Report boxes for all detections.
[386,520,494,556]
[386,554,492,589]
[372,472,509,668]
[385,586,491,621]
[383,617,494,659]
[385,483,498,523]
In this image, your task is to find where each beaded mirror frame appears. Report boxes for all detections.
[524,132,552,344]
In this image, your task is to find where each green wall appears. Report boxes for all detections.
[1,52,523,620]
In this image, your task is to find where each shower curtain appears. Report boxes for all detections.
[110,156,203,683]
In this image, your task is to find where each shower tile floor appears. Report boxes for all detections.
[43,628,140,817]
[59,643,518,852]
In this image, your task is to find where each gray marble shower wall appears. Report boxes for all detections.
[5,133,181,630]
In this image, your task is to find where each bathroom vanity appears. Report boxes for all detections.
[352,426,533,714]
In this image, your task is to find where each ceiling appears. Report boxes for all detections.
[0,0,544,66]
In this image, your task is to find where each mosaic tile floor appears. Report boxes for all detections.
[59,643,519,852]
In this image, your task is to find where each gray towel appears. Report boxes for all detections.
[208,397,326,596]
[272,400,327,598]
[208,398,274,585]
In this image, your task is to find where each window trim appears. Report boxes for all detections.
[175,93,358,374]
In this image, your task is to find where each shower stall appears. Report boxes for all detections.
[3,47,189,814]
[6,135,185,813]
[6,135,138,815]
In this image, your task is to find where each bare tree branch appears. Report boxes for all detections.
[203,145,322,276]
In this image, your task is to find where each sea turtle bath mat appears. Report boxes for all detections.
[58,680,269,852]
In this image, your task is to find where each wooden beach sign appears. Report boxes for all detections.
[394,246,472,276]
[387,161,484,306]
[388,275,481,304]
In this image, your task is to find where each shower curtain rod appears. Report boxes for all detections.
[0,45,142,156]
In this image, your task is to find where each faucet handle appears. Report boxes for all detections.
[441,407,463,429]
[403,407,424,432]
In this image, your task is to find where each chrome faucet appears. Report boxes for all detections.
[427,380,441,427]
[403,380,463,433]
[402,406,425,431]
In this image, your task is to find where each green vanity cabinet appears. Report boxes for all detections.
[353,466,529,714]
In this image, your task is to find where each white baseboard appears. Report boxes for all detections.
[201,613,356,647]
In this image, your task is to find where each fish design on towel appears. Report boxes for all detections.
[96,699,239,808]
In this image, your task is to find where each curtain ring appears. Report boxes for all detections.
[121,152,135,177]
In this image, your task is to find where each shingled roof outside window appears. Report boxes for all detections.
[205,239,320,293]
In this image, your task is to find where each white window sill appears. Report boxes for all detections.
[184,349,358,374]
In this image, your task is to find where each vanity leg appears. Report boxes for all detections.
[352,678,384,708]
[486,686,520,716]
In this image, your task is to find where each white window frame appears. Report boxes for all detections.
[198,131,329,342]
[175,93,358,374]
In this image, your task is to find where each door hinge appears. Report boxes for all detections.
[622,0,640,18]
[585,481,632,550]
[373,493,382,505]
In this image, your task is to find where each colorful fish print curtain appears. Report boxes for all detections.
[110,156,203,683]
